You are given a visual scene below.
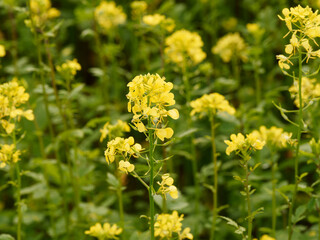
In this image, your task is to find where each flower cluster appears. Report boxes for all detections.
[131,1,147,19]
[165,29,206,67]
[100,120,130,142]
[0,79,34,134]
[143,14,175,32]
[0,45,5,57]
[157,174,178,199]
[56,58,81,79]
[94,1,126,32]
[126,73,179,141]
[118,160,135,174]
[0,144,21,168]
[253,235,275,240]
[104,137,142,164]
[289,77,320,107]
[190,92,235,118]
[277,5,320,69]
[85,222,122,239]
[27,0,60,27]
[224,132,265,156]
[251,126,292,149]
[154,211,193,240]
[212,33,247,63]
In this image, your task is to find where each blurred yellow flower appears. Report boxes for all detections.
[251,126,292,149]
[154,211,193,239]
[165,29,206,67]
[118,160,135,174]
[190,92,235,118]
[0,144,21,168]
[100,120,130,142]
[56,58,81,78]
[0,45,6,57]
[131,1,147,19]
[94,1,126,32]
[212,32,247,63]
[28,0,60,27]
[289,77,320,107]
[157,173,179,199]
[85,222,122,239]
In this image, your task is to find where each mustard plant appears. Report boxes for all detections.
[190,92,235,239]
[225,132,265,240]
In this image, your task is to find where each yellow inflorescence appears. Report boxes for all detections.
[0,45,6,57]
[56,58,81,77]
[253,234,276,240]
[277,5,320,69]
[0,144,21,168]
[289,77,320,107]
[94,1,126,32]
[131,1,147,19]
[190,92,235,118]
[143,14,175,32]
[154,211,193,240]
[212,32,247,63]
[165,29,206,67]
[127,73,179,141]
[224,132,265,156]
[251,126,292,149]
[85,222,122,239]
[157,173,178,199]
[0,79,34,134]
[28,0,60,27]
[104,136,142,165]
[118,160,135,174]
[100,120,130,142]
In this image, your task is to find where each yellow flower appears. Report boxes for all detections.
[212,33,247,63]
[157,173,179,199]
[165,29,206,67]
[0,144,21,168]
[0,45,6,57]
[0,79,34,134]
[99,120,130,142]
[143,14,165,26]
[225,132,265,156]
[253,126,292,149]
[29,0,60,27]
[289,77,320,107]
[85,222,122,239]
[190,92,235,118]
[154,211,193,239]
[56,58,81,78]
[94,1,126,32]
[118,160,135,174]
[104,137,142,164]
[276,54,293,70]
[131,1,147,19]
[127,73,178,141]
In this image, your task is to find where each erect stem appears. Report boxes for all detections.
[148,117,155,240]
[243,155,252,240]
[288,47,303,240]
[210,112,218,240]
[115,159,125,232]
[182,62,200,237]
[271,155,277,237]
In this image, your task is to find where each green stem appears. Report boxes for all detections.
[15,162,22,240]
[210,112,218,240]
[254,66,261,106]
[244,161,252,240]
[288,48,303,240]
[271,159,277,237]
[182,63,199,237]
[148,117,155,240]
[115,159,124,232]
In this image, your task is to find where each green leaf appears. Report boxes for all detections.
[106,173,119,188]
[0,234,15,240]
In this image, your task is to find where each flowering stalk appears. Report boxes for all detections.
[148,116,155,240]
[210,111,218,240]
[288,46,303,240]
[271,157,277,237]
[114,158,125,231]
[243,154,253,240]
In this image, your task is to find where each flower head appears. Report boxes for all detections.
[94,1,126,32]
[190,92,235,118]
[131,1,147,19]
[85,222,122,239]
[0,144,21,168]
[104,137,142,164]
[251,126,292,149]
[154,211,193,239]
[100,120,130,142]
[289,77,320,107]
[225,132,265,156]
[142,14,175,32]
[127,73,178,141]
[157,173,178,199]
[56,58,81,79]
[212,33,247,63]
[165,29,206,67]
[27,0,60,27]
